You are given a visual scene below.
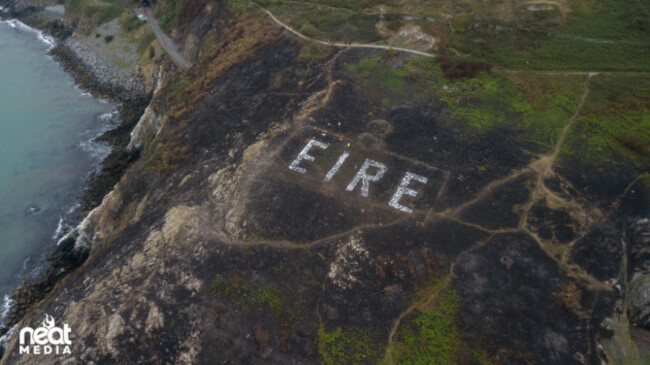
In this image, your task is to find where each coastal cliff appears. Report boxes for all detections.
[1,0,649,363]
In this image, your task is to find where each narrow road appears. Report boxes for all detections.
[251,1,435,58]
[143,8,192,69]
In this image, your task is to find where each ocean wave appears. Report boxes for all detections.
[67,202,81,215]
[0,295,14,350]
[99,109,120,124]
[78,107,121,167]
[0,18,56,50]
[53,217,65,239]
[79,139,112,162]
[1,295,12,322]
[52,203,80,240]
[72,83,110,103]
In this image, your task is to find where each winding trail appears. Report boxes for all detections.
[250,1,435,58]
[143,8,192,69]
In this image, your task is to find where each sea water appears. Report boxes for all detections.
[0,19,118,322]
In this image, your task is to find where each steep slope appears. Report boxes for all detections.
[1,1,649,364]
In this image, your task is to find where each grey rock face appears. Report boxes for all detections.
[628,218,650,330]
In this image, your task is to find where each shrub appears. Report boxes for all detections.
[437,55,492,79]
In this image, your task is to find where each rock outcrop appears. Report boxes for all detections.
[628,218,650,330]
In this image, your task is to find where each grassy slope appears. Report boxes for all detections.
[563,74,650,166]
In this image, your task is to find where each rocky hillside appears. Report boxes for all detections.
[1,0,649,364]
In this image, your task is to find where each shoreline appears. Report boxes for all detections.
[0,8,150,346]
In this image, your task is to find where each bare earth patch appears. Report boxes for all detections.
[388,24,436,52]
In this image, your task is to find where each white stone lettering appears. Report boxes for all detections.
[345,159,387,197]
[324,151,350,182]
[289,139,329,173]
[389,172,428,213]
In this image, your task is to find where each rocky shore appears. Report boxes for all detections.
[52,38,146,101]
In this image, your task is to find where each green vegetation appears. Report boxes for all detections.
[265,4,382,43]
[435,70,583,151]
[634,354,650,365]
[562,74,650,165]
[449,29,650,71]
[567,0,649,41]
[256,286,285,317]
[438,0,649,71]
[140,144,192,176]
[347,50,649,168]
[255,0,649,72]
[155,0,185,33]
[348,55,586,152]
[115,13,157,59]
[298,40,326,60]
[226,0,254,12]
[171,76,194,102]
[211,276,255,309]
[211,277,290,318]
[347,55,408,93]
[393,290,464,364]
[120,12,144,33]
[136,31,157,55]
[317,326,385,365]
[260,0,389,11]
[67,0,126,27]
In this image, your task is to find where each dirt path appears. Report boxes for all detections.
[250,1,435,58]
[454,73,595,217]
[382,265,456,363]
[143,8,192,69]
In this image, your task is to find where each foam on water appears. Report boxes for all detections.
[1,295,11,320]
[79,108,120,163]
[0,295,13,330]
[0,18,55,50]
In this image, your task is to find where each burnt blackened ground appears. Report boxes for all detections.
[4,28,650,365]
[223,50,649,363]
[569,227,622,282]
[198,245,329,364]
[554,157,641,210]
[454,233,595,364]
[527,198,579,244]
[458,173,534,230]
[618,178,650,218]
[386,111,537,210]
